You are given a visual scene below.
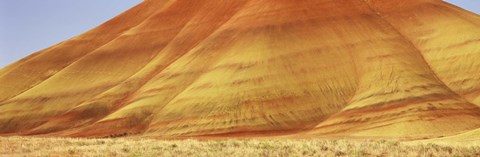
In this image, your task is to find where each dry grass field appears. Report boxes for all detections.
[1,137,479,157]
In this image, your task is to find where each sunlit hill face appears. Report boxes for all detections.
[0,0,479,141]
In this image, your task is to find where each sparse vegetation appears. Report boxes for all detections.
[0,136,479,157]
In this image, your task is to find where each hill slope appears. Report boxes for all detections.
[0,0,479,139]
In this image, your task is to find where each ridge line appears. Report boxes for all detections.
[359,0,480,108]
[143,1,253,133]
[83,0,214,119]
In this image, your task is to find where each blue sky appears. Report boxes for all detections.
[0,0,479,68]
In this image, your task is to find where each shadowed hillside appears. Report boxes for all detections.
[0,0,479,140]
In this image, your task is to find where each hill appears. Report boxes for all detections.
[0,0,479,139]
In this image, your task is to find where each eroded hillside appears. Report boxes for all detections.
[0,0,479,140]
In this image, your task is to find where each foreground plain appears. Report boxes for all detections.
[1,137,479,157]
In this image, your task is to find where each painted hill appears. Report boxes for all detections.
[0,0,479,139]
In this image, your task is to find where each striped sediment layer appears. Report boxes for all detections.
[0,0,479,140]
